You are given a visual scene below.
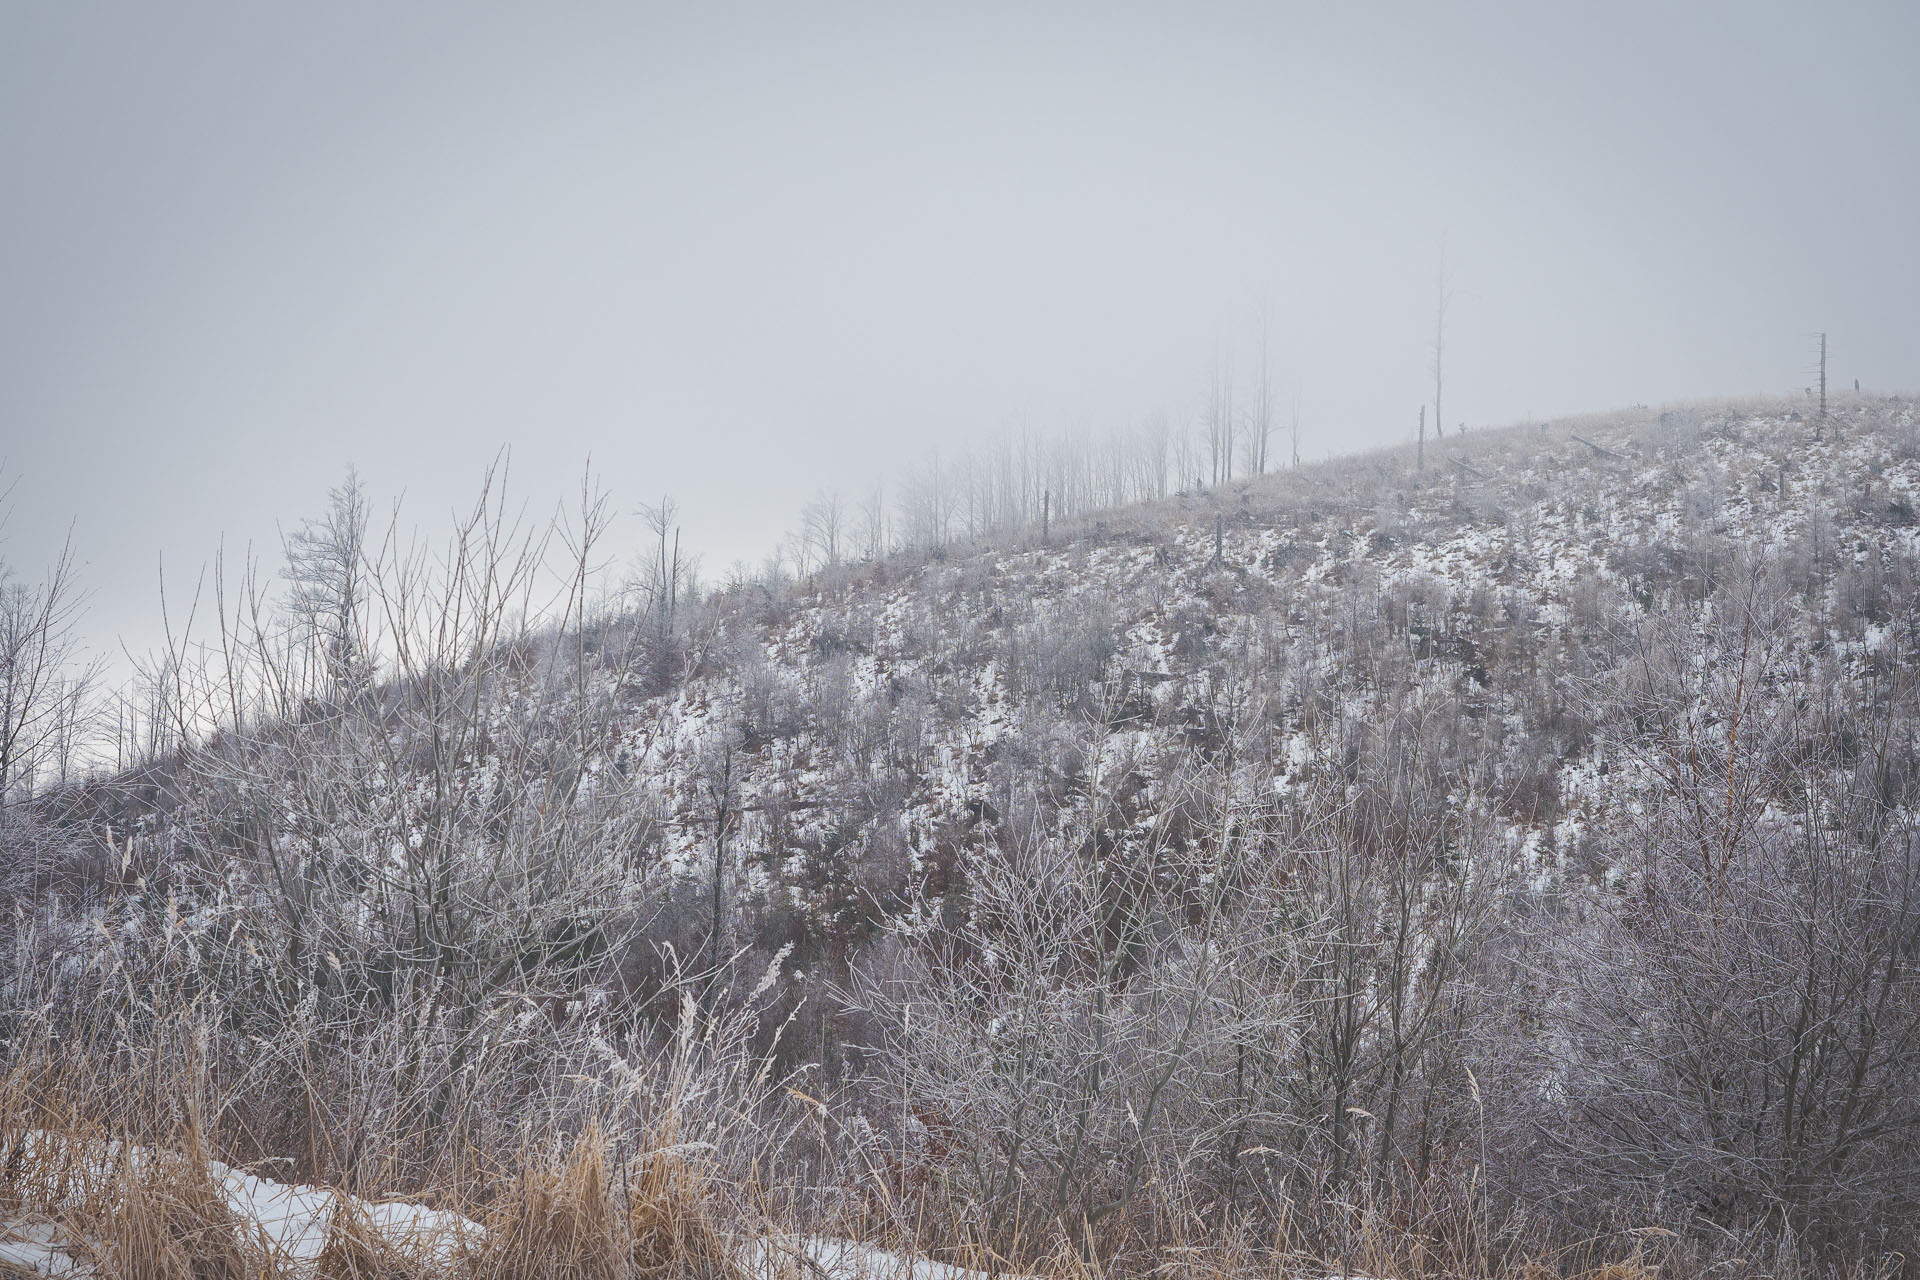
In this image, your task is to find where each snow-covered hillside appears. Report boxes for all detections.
[8,393,1920,1278]
[618,396,1917,909]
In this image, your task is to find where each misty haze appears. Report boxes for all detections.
[3,5,1920,1279]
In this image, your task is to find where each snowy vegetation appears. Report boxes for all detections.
[4,392,1920,1278]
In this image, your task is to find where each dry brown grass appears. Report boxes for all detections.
[623,1145,739,1280]
[313,1195,439,1280]
[85,1146,266,1279]
[0,1063,277,1279]
[73,1128,281,1280]
[1,998,1900,1280]
[1568,1261,1661,1280]
[458,1126,743,1280]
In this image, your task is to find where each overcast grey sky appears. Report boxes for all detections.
[4,1,1917,671]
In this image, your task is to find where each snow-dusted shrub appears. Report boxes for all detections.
[738,652,805,744]
[846,758,1302,1264]
[1006,597,1117,712]
[1890,417,1920,462]
[1636,410,1702,456]
[1486,572,1920,1253]
[800,653,859,751]
[1681,468,1726,525]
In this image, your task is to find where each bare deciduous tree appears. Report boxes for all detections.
[0,510,100,802]
[800,489,847,576]
[282,467,371,698]
[1249,309,1274,475]
[1432,246,1455,443]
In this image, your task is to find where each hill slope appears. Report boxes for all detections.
[7,393,1920,1278]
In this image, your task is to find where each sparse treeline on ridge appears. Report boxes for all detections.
[781,328,1293,575]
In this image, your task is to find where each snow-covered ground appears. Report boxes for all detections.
[0,1133,1031,1280]
[0,1131,472,1276]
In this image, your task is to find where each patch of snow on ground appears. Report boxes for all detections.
[0,1131,475,1275]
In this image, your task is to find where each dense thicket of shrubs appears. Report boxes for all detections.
[4,397,1919,1277]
